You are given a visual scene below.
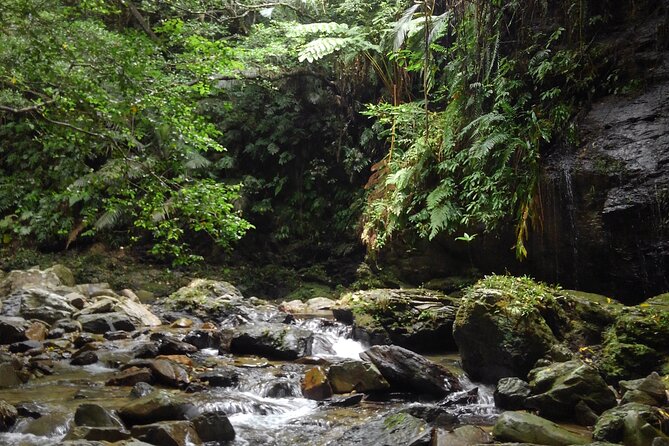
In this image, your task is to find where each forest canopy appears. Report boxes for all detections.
[0,0,613,263]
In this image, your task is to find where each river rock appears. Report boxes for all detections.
[593,403,669,445]
[118,390,195,426]
[327,359,389,393]
[9,340,42,353]
[339,288,459,352]
[78,312,136,334]
[0,400,18,431]
[25,320,49,341]
[74,403,124,428]
[0,316,28,344]
[183,329,222,350]
[0,362,23,388]
[71,350,98,366]
[12,287,77,324]
[148,359,190,388]
[198,367,239,388]
[620,372,668,405]
[525,360,617,421]
[432,425,493,446]
[131,420,201,446]
[230,322,313,360]
[327,411,430,446]
[494,377,531,410]
[492,411,590,445]
[453,286,562,383]
[302,366,332,400]
[63,426,132,442]
[157,337,198,356]
[191,411,235,442]
[107,367,154,387]
[360,345,461,398]
[0,266,64,296]
[166,279,243,314]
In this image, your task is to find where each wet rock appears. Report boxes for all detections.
[131,382,155,398]
[24,321,49,341]
[0,400,18,431]
[492,411,590,445]
[525,360,617,421]
[170,318,194,328]
[74,403,124,428]
[0,316,28,344]
[453,286,561,383]
[360,345,461,398]
[432,425,493,446]
[494,377,531,410]
[619,372,668,406]
[71,350,98,366]
[302,366,332,400]
[191,411,235,442]
[78,312,137,334]
[73,333,97,348]
[118,390,195,426]
[166,279,244,315]
[17,412,72,437]
[63,426,132,442]
[9,340,42,354]
[133,342,160,359]
[339,288,459,352]
[131,420,201,446]
[198,368,240,388]
[183,329,222,350]
[13,287,77,323]
[0,362,23,388]
[593,403,669,445]
[148,359,190,388]
[327,359,389,393]
[328,411,430,446]
[329,394,364,407]
[0,267,63,296]
[65,292,87,310]
[15,401,48,418]
[104,330,129,340]
[157,337,198,356]
[230,322,313,360]
[107,367,153,387]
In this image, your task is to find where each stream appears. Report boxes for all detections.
[0,316,497,446]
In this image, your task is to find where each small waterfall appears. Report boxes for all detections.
[449,375,499,425]
[296,318,366,359]
[562,166,580,288]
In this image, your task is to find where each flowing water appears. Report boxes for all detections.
[0,316,498,446]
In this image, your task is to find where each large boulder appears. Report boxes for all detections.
[0,266,65,296]
[327,411,430,446]
[165,279,243,314]
[327,359,389,393]
[117,390,195,426]
[337,288,459,352]
[494,377,531,410]
[301,366,333,400]
[492,411,590,445]
[620,372,668,406]
[359,345,461,398]
[229,322,313,360]
[0,400,18,431]
[5,287,77,324]
[131,421,201,446]
[526,360,617,421]
[593,403,669,446]
[74,404,124,429]
[453,278,564,383]
[191,411,235,442]
[0,316,28,344]
[78,312,137,334]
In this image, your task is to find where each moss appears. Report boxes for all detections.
[284,282,335,302]
[383,413,409,430]
[598,330,662,382]
[472,274,561,317]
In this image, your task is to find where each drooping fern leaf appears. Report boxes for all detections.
[298,37,352,62]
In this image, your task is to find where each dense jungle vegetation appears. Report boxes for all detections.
[0,0,633,265]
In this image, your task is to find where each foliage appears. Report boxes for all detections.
[0,0,251,263]
[472,274,561,318]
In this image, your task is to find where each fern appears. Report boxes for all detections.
[94,208,125,230]
[298,37,352,62]
[291,22,350,36]
[184,150,211,170]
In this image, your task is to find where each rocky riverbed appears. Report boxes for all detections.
[0,265,668,445]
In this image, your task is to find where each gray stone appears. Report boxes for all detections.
[360,345,461,398]
[327,411,430,445]
[191,411,235,442]
[63,426,131,442]
[230,322,313,360]
[0,316,28,344]
[131,420,201,446]
[16,287,77,323]
[494,377,531,410]
[0,400,18,431]
[78,312,136,333]
[0,363,23,388]
[327,359,389,393]
[526,360,617,421]
[74,404,124,428]
[492,411,590,445]
[433,425,493,446]
[594,403,669,446]
[118,390,195,426]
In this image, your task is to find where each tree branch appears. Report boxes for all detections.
[123,0,159,42]
[0,100,55,114]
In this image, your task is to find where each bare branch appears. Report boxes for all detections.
[123,0,159,42]
[0,100,55,114]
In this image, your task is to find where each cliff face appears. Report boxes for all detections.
[530,9,669,301]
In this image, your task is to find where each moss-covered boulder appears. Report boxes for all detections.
[526,360,617,422]
[229,322,313,360]
[453,276,566,382]
[338,288,459,353]
[329,411,430,445]
[597,304,669,382]
[593,403,669,445]
[492,411,591,445]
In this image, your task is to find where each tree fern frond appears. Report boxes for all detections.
[428,11,451,44]
[393,4,420,50]
[184,150,211,170]
[298,37,351,62]
[95,208,125,230]
[291,22,350,37]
